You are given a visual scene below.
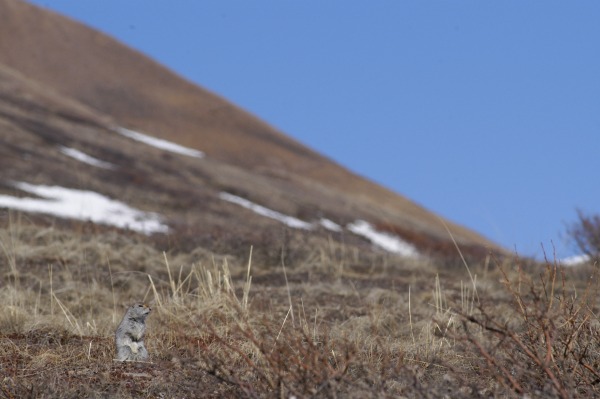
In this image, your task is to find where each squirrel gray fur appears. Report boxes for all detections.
[115,303,152,361]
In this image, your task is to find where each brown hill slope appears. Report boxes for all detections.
[0,0,501,258]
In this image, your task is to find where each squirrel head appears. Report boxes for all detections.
[126,303,152,321]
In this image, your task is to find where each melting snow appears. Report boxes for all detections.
[217,194,416,257]
[219,192,313,230]
[59,146,115,169]
[560,254,590,266]
[319,218,342,232]
[347,220,418,257]
[0,182,168,234]
[115,127,205,158]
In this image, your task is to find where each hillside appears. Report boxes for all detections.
[0,0,501,260]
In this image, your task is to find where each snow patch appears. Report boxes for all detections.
[59,146,115,169]
[116,127,204,158]
[219,192,313,230]
[0,182,168,234]
[319,218,342,232]
[347,220,418,257]
[560,254,590,266]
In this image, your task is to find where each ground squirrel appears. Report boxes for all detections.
[115,303,152,361]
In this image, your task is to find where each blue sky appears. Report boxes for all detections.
[28,1,599,259]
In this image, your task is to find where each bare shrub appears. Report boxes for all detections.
[567,209,600,260]
[455,258,600,398]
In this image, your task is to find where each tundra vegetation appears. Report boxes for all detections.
[0,214,598,398]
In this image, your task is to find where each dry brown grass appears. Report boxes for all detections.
[0,216,598,398]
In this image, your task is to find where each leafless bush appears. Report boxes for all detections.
[456,258,600,398]
[567,209,600,259]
